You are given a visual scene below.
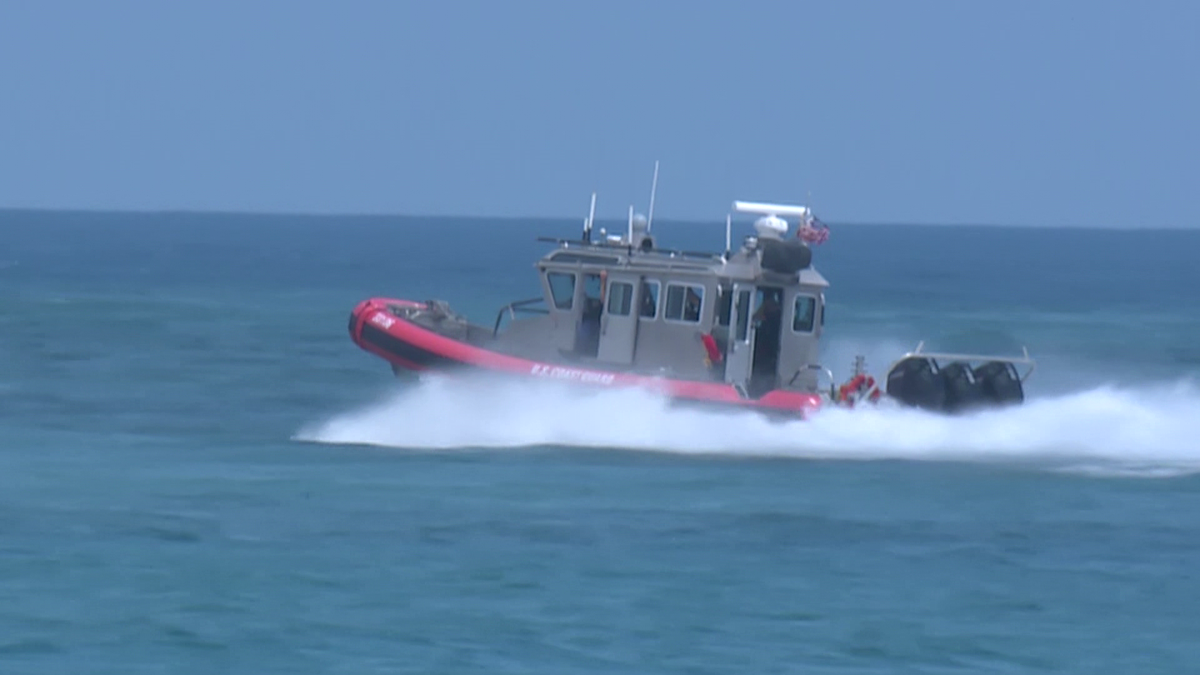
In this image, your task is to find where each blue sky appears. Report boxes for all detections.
[1,1,1196,227]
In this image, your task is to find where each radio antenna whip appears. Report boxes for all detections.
[646,160,659,232]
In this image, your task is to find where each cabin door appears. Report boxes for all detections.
[597,274,640,365]
[723,283,755,391]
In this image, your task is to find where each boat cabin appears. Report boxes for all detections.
[492,201,830,398]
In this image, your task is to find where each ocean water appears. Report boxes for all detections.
[2,208,1199,674]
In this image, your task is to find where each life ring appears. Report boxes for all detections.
[837,373,881,406]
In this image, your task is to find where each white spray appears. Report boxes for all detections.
[296,371,1200,478]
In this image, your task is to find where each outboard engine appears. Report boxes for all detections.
[940,361,987,413]
[885,356,946,412]
[973,360,1025,406]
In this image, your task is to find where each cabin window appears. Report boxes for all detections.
[716,286,732,327]
[664,283,704,323]
[607,281,633,316]
[792,295,817,333]
[547,271,575,310]
[734,290,751,341]
[639,280,660,319]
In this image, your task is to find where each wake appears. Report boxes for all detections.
[295,373,1200,477]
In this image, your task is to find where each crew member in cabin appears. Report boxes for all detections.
[751,290,783,378]
[709,286,732,354]
[753,291,781,330]
[577,271,606,355]
[684,287,702,322]
[639,280,657,318]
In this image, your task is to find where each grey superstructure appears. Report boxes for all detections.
[490,200,830,399]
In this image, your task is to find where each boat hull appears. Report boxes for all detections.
[348,297,824,418]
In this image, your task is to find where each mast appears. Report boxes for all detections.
[582,192,597,242]
[646,160,659,232]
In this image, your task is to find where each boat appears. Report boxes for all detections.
[346,178,1035,419]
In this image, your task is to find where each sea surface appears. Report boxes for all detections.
[2,209,1199,674]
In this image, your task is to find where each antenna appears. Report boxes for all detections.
[732,200,811,219]
[725,213,732,253]
[627,204,634,243]
[582,192,597,242]
[732,199,809,240]
[646,160,659,232]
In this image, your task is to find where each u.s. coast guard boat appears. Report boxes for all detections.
[347,183,1035,418]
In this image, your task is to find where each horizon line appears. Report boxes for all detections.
[0,203,1194,232]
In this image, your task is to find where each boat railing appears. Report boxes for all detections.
[492,296,549,336]
[536,237,726,264]
[788,363,837,398]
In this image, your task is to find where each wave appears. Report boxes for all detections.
[294,372,1200,478]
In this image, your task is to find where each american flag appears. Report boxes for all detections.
[797,215,829,245]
